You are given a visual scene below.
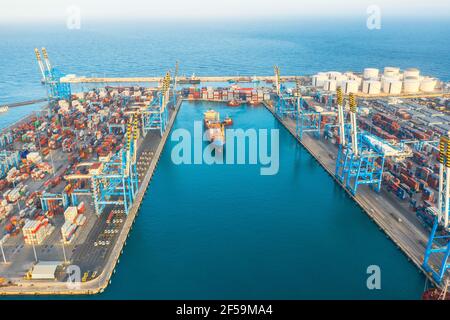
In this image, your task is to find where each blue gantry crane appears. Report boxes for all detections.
[423,135,450,284]
[296,97,321,140]
[0,133,14,150]
[335,91,412,196]
[335,92,385,195]
[172,62,179,108]
[273,66,297,117]
[91,116,139,216]
[34,48,72,102]
[40,192,70,212]
[273,67,322,139]
[142,72,172,136]
[0,151,20,178]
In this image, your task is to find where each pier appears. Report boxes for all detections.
[0,98,182,295]
[60,75,302,84]
[0,98,47,109]
[262,101,443,288]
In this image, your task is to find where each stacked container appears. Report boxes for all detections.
[22,218,54,245]
[61,206,87,243]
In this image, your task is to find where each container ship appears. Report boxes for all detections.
[203,109,226,149]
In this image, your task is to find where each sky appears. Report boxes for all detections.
[1,0,449,23]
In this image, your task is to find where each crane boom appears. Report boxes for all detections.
[274,65,281,96]
[336,87,346,147]
[41,47,52,72]
[349,93,358,156]
[34,48,46,80]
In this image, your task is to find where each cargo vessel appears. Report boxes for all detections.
[203,109,225,149]
[178,73,200,84]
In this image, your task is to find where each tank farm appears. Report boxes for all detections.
[0,50,450,297]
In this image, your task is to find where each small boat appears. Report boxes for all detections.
[227,100,241,107]
[179,73,201,84]
[189,73,200,84]
[0,106,9,113]
[223,116,233,126]
[248,100,260,107]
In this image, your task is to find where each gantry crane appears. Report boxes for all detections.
[0,150,20,178]
[423,135,450,284]
[34,48,71,102]
[64,114,140,216]
[91,116,139,216]
[173,61,179,107]
[273,66,297,116]
[296,95,322,140]
[273,67,322,139]
[335,92,412,195]
[335,93,385,195]
[40,192,70,213]
[142,72,172,136]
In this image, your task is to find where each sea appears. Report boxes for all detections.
[1,17,449,299]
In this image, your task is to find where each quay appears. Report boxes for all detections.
[0,98,182,295]
[262,101,442,288]
[0,99,47,109]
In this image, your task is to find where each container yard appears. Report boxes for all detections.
[0,49,450,296]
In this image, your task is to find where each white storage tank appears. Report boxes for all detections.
[384,67,400,77]
[363,68,379,79]
[342,80,359,94]
[344,72,356,79]
[326,71,342,79]
[312,74,328,87]
[382,78,403,94]
[403,78,420,93]
[362,80,381,95]
[335,74,348,84]
[420,77,437,92]
[404,68,420,79]
[353,76,362,87]
[323,79,337,91]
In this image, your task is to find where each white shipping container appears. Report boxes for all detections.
[64,206,78,223]
[76,214,87,226]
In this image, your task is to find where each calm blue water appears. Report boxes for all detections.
[1,18,449,299]
[99,101,424,299]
